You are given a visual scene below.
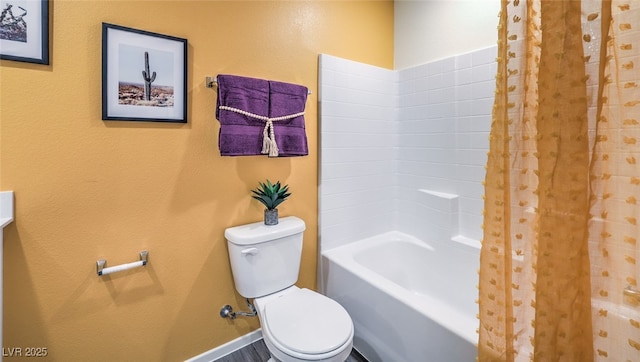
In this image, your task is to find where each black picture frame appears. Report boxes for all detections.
[0,0,49,65]
[102,23,187,123]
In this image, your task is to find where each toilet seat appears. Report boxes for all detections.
[262,288,353,358]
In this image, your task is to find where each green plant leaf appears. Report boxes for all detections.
[251,189,263,196]
[252,195,272,208]
[271,199,284,209]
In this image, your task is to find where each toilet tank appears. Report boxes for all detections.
[225,216,306,298]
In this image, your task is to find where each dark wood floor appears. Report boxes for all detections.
[215,339,368,362]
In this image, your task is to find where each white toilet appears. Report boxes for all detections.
[225,216,354,362]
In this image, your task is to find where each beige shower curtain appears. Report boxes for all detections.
[479,0,640,360]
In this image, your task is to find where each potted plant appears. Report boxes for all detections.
[251,180,291,225]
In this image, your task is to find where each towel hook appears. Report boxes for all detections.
[205,76,217,89]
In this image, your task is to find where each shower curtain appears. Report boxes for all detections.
[478,0,639,360]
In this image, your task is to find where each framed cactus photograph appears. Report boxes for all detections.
[102,23,187,123]
[0,0,49,64]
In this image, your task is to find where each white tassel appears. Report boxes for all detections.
[261,119,280,157]
[268,123,279,157]
[262,122,271,154]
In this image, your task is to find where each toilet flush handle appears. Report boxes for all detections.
[241,247,259,255]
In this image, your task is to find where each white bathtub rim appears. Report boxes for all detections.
[592,298,640,318]
[322,231,479,345]
[323,231,429,256]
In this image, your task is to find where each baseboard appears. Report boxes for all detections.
[185,329,263,362]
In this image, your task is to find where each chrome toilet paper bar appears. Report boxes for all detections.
[97,251,148,276]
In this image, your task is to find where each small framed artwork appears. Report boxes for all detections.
[102,23,187,123]
[0,0,49,64]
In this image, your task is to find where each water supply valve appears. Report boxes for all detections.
[220,305,236,319]
[219,299,257,320]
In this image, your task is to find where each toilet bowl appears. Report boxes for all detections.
[254,286,354,362]
[225,217,354,362]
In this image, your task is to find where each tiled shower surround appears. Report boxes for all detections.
[319,47,497,251]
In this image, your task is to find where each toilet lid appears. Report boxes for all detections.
[264,288,353,355]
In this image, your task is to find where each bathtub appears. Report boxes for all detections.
[321,231,479,362]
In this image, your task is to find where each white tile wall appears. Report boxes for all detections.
[319,47,496,251]
[319,54,397,251]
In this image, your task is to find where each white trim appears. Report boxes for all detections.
[185,329,263,362]
[0,191,14,362]
[0,191,15,229]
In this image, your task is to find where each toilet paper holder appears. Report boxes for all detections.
[97,251,148,276]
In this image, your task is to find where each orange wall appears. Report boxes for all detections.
[0,1,393,360]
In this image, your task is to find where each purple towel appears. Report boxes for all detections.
[216,74,309,157]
